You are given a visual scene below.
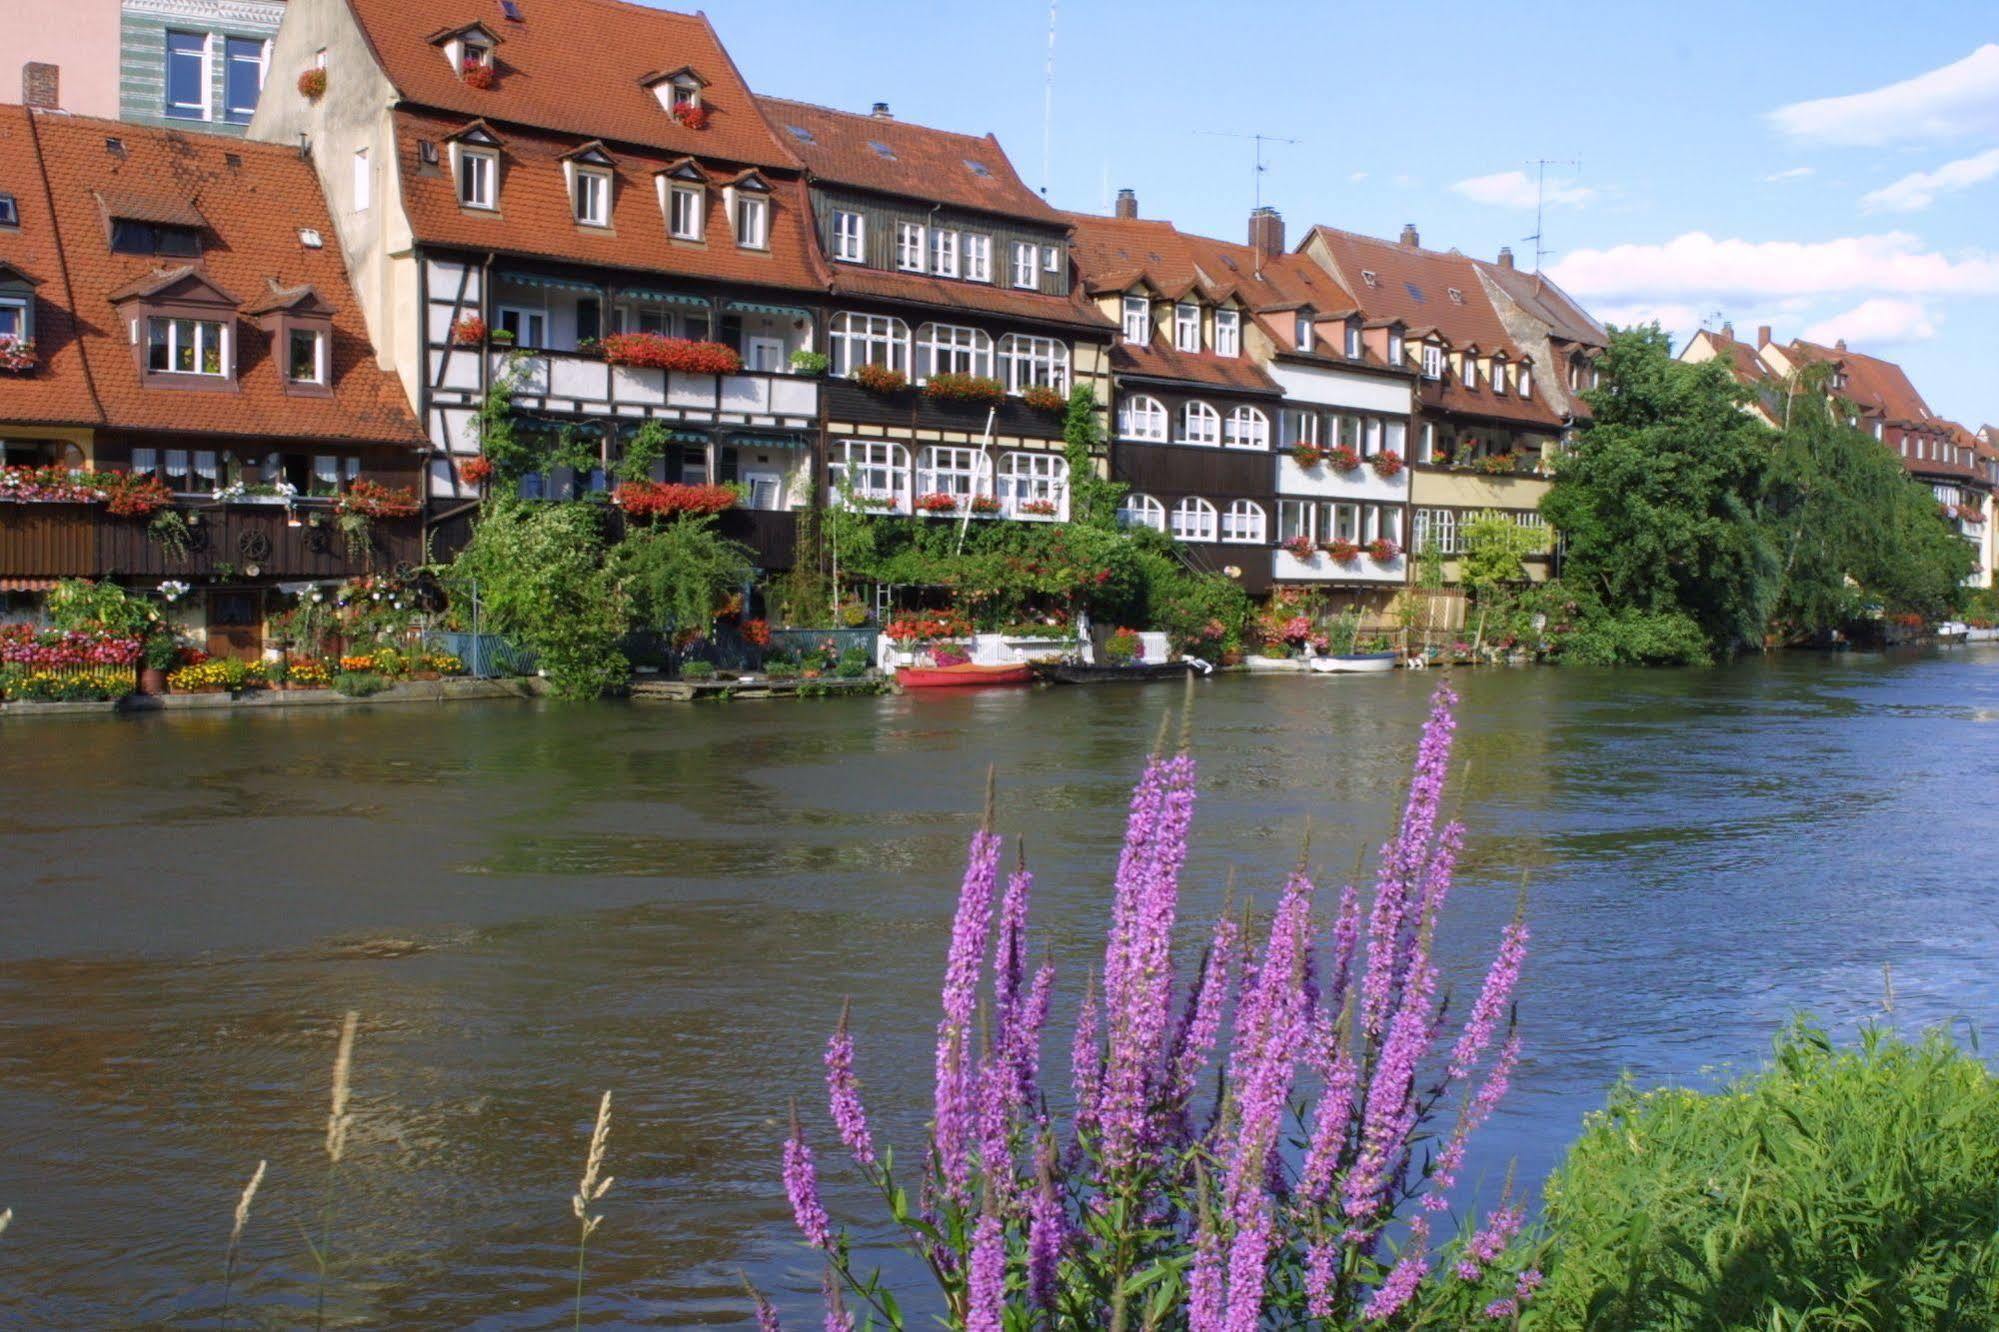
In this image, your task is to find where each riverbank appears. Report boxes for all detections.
[0,675,545,719]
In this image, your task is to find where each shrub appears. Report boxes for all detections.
[333,671,390,697]
[1532,1022,1999,1330]
[789,349,829,375]
[1562,607,1713,667]
[833,646,869,679]
[680,659,716,681]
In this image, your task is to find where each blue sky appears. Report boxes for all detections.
[695,0,1999,429]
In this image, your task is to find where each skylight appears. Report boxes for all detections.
[1447,287,1464,304]
[1360,269,1377,287]
[867,140,896,160]
[962,159,990,177]
[1403,282,1425,304]
[500,0,522,18]
[785,125,816,144]
[0,194,17,227]
[1219,255,1239,272]
[299,228,324,248]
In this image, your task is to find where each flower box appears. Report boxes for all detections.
[1018,499,1060,517]
[852,364,908,394]
[458,455,495,486]
[1323,538,1361,562]
[1370,450,1405,479]
[614,481,738,518]
[1020,385,1066,412]
[0,336,37,374]
[968,495,1003,515]
[599,333,742,375]
[461,59,497,91]
[915,491,961,514]
[1367,537,1401,562]
[922,373,1005,406]
[1281,534,1317,559]
[337,480,421,520]
[1289,444,1327,468]
[672,103,711,131]
[1327,445,1362,473]
[450,316,486,346]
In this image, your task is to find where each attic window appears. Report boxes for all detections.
[500,0,523,19]
[1403,282,1425,304]
[299,228,324,248]
[868,140,896,161]
[1360,269,1378,287]
[1446,287,1464,304]
[0,194,16,228]
[785,125,816,144]
[111,220,202,257]
[964,159,991,178]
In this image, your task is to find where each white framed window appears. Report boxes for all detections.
[165,31,209,120]
[929,229,959,278]
[1180,401,1221,446]
[1362,418,1382,458]
[917,323,993,380]
[0,297,26,343]
[999,334,1068,392]
[1221,499,1267,544]
[1422,344,1443,379]
[1118,492,1166,531]
[457,149,497,209]
[829,312,910,376]
[670,185,704,239]
[832,210,864,262]
[1332,501,1360,543]
[1295,312,1314,352]
[1171,496,1219,542]
[1122,295,1151,345]
[1386,420,1407,459]
[286,327,325,384]
[1011,242,1037,289]
[223,36,266,124]
[1284,409,1320,448]
[1224,406,1269,450]
[1042,244,1060,274]
[733,194,768,249]
[997,451,1068,519]
[1214,308,1240,358]
[964,234,992,283]
[496,306,546,346]
[1417,423,1435,463]
[146,316,228,376]
[352,149,371,212]
[1388,329,1404,364]
[1461,352,1477,387]
[1278,498,1313,543]
[1413,507,1460,554]
[1345,322,1362,358]
[1118,394,1167,442]
[574,169,611,226]
[1491,358,1508,396]
[832,439,911,508]
[1518,365,1532,399]
[898,222,927,272]
[1174,302,1200,352]
[918,445,986,501]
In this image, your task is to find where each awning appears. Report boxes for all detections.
[727,299,812,319]
[497,273,604,295]
[726,433,808,449]
[615,287,711,309]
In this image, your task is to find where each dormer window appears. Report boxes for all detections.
[642,66,710,123]
[1461,352,1478,388]
[1214,308,1240,357]
[1122,295,1150,345]
[0,193,18,228]
[1174,302,1200,352]
[459,148,496,208]
[670,184,703,239]
[148,316,228,376]
[562,143,616,228]
[434,23,502,75]
[1422,343,1443,380]
[724,172,770,249]
[288,328,325,384]
[1294,312,1314,353]
[1492,355,1509,395]
[1344,319,1362,359]
[113,264,241,389]
[1517,363,1532,398]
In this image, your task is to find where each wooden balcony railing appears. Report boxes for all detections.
[0,502,423,582]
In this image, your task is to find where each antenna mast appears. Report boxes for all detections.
[1522,157,1579,272]
[1196,129,1301,212]
[1039,0,1058,196]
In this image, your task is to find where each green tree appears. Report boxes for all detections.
[610,514,755,639]
[447,499,628,699]
[1460,513,1546,648]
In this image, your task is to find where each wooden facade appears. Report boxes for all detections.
[0,502,422,581]
[805,186,1074,299]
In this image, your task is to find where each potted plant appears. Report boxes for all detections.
[451,316,487,346]
[1370,449,1405,479]
[1289,442,1327,468]
[853,363,908,394]
[915,492,960,514]
[138,631,178,696]
[1327,444,1362,473]
[922,373,1006,406]
[672,103,711,131]
[1020,384,1066,412]
[789,349,829,376]
[1102,627,1144,665]
[681,659,717,681]
[297,68,327,100]
[462,58,497,91]
[1366,537,1401,562]
[458,455,495,486]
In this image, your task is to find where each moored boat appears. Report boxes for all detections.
[1035,661,1197,685]
[897,662,1036,689]
[1308,652,1398,675]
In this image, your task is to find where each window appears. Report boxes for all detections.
[1277,499,1313,544]
[1491,358,1508,396]
[898,222,927,272]
[917,323,993,380]
[1224,406,1269,450]
[1284,409,1319,448]
[223,36,266,124]
[1517,365,1532,399]
[670,185,703,239]
[165,31,208,120]
[997,452,1067,519]
[733,194,768,248]
[832,210,864,262]
[1012,242,1037,289]
[999,334,1068,392]
[1337,415,1360,450]
[352,149,371,211]
[829,312,909,376]
[1214,309,1240,357]
[1361,418,1383,458]
[1171,496,1219,542]
[964,234,992,283]
[1295,312,1314,352]
[1221,499,1267,544]
[918,445,986,502]
[287,328,324,383]
[928,229,959,278]
[496,306,545,346]
[147,317,227,376]
[1388,330,1404,364]
[1122,295,1151,345]
[574,169,610,226]
[1180,401,1221,446]
[1345,322,1362,358]
[0,298,25,343]
[1174,303,1200,352]
[0,193,16,227]
[111,220,201,257]
[1386,420,1407,460]
[1422,344,1443,380]
[1417,423,1435,463]
[1118,492,1165,531]
[458,149,496,209]
[1118,394,1167,442]
[1332,502,1359,543]
[832,440,910,508]
[1412,508,1460,554]
[1042,245,1060,274]
[1460,352,1477,387]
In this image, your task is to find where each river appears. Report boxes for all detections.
[3,649,1997,1327]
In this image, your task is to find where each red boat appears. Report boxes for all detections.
[896,662,1035,689]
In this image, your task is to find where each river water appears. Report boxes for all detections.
[3,649,1997,1327]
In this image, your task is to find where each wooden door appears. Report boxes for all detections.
[206,590,264,661]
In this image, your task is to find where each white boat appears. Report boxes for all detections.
[1244,655,1309,673]
[1308,652,1398,675]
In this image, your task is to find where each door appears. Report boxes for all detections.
[746,337,784,373]
[206,590,264,661]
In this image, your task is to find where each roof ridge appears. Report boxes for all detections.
[755,94,999,145]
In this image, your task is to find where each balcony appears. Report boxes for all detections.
[0,501,422,581]
[1273,546,1407,585]
[497,350,819,428]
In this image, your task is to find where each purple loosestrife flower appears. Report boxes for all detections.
[1360,1216,1430,1322]
[1426,1031,1524,1206]
[965,1211,1006,1332]
[1026,1140,1063,1310]
[753,1289,784,1332]
[1361,687,1458,1041]
[1484,1297,1520,1320]
[1305,1238,1341,1320]
[1187,1206,1228,1332]
[1005,960,1056,1128]
[1467,1203,1525,1263]
[1325,881,1361,1021]
[1450,918,1529,1080]
[1221,1204,1275,1332]
[822,1269,855,1332]
[785,1106,833,1250]
[1070,971,1101,1142]
[1345,946,1440,1222]
[936,828,1003,1200]
[1166,913,1238,1115]
[824,1001,875,1169]
[1300,1039,1358,1208]
[993,861,1034,1033]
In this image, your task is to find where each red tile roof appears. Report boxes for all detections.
[1781,338,1934,426]
[1698,328,1775,385]
[1474,263,1606,348]
[756,97,1061,224]
[0,107,103,427]
[390,107,827,295]
[343,0,802,171]
[824,264,1111,332]
[13,110,422,446]
[1112,342,1280,396]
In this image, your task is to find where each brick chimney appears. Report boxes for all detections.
[1835,338,1847,352]
[1399,222,1419,248]
[1114,187,1137,220]
[22,62,59,110]
[1721,321,1735,339]
[1496,245,1514,269]
[1756,324,1772,348]
[870,101,892,119]
[1248,206,1284,260]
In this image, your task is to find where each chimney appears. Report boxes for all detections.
[1248,205,1284,260]
[1721,321,1734,340]
[1756,324,1772,347]
[870,101,892,119]
[1496,245,1514,269]
[21,62,59,110]
[1114,187,1137,220]
[1835,338,1847,352]
[1399,222,1419,248]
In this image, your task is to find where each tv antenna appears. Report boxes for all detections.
[1195,130,1301,213]
[1521,157,1579,272]
[1039,0,1058,196]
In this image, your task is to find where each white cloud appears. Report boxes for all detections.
[1763,166,1815,182]
[1590,302,1709,336]
[1451,170,1593,210]
[1348,170,1369,184]
[1547,230,1999,300]
[1860,146,1999,211]
[1801,298,1939,345]
[1769,43,1999,146]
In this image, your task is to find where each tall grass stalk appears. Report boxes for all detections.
[219,1158,265,1330]
[313,1011,358,1332]
[571,1091,614,1330]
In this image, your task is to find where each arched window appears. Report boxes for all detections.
[829,313,909,377]
[1224,406,1269,450]
[1118,492,1165,531]
[830,439,910,510]
[1220,499,1267,544]
[1118,394,1167,441]
[1180,401,1221,446]
[916,322,993,380]
[998,334,1068,392]
[997,451,1068,519]
[1170,496,1218,542]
